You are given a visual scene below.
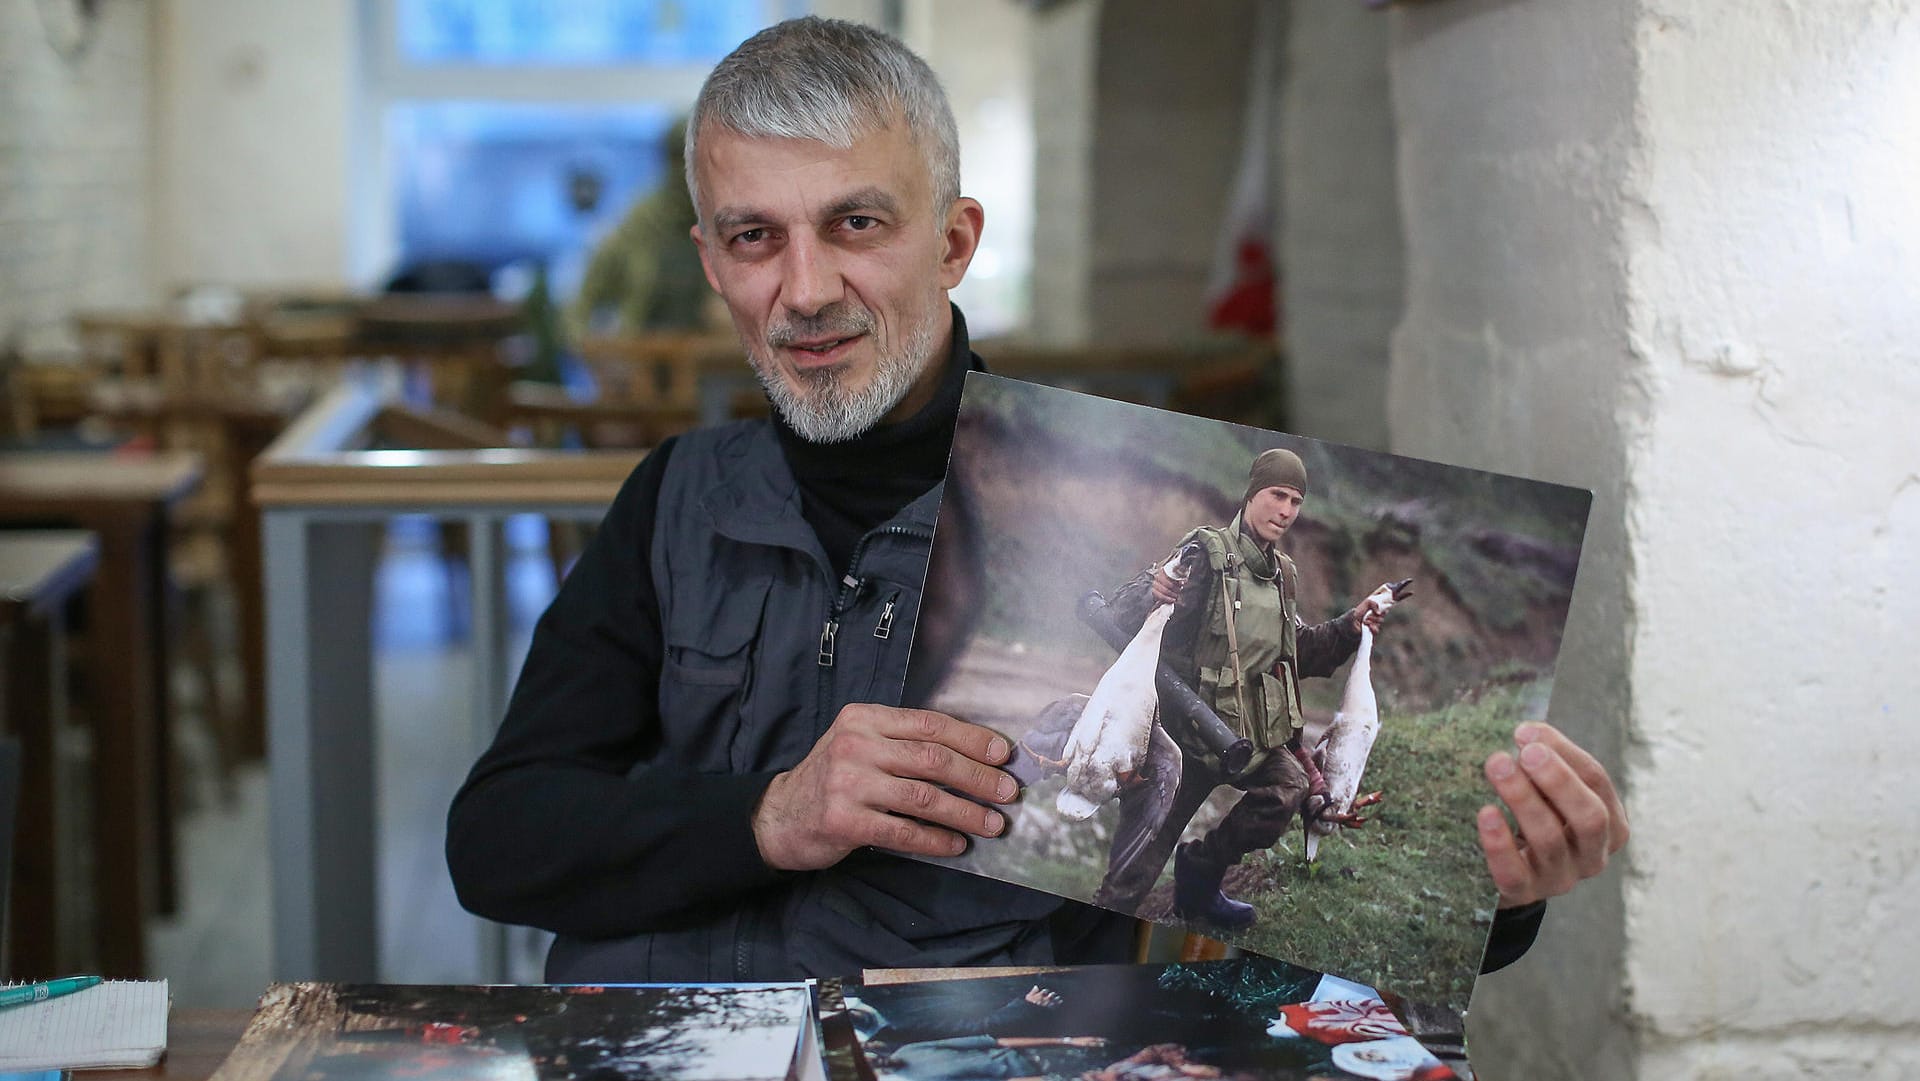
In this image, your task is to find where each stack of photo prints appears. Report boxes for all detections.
[208,378,1589,1081]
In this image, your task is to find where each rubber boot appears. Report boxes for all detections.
[1171,842,1255,929]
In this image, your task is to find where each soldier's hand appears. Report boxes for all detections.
[1351,582,1398,632]
[751,704,1019,872]
[1478,722,1630,907]
[1151,564,1185,606]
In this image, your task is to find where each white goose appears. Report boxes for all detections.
[1055,603,1175,821]
[1306,581,1400,861]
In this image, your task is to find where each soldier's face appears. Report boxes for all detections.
[1245,484,1305,545]
[690,120,982,441]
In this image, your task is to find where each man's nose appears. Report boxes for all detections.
[778,234,844,316]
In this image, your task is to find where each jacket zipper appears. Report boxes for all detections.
[873,591,900,639]
[816,525,929,666]
[818,573,864,668]
[815,526,931,731]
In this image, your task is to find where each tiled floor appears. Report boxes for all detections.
[148,517,560,1007]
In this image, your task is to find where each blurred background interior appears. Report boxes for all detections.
[2,2,1915,1078]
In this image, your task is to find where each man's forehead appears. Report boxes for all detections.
[693,120,927,207]
[1257,484,1306,499]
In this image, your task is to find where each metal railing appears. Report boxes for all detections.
[254,367,642,982]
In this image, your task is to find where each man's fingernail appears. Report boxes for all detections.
[1488,753,1516,780]
[987,737,1010,762]
[1478,806,1503,831]
[997,774,1017,801]
[985,811,1005,836]
[1516,722,1543,743]
[1520,742,1550,769]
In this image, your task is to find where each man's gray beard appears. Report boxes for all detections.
[751,312,943,444]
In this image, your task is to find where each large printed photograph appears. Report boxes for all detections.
[209,982,819,1081]
[838,958,1467,1081]
[904,376,1592,1010]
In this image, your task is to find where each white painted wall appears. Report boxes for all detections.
[1028,0,1100,346]
[906,0,1035,338]
[1027,0,1257,347]
[1085,0,1253,345]
[1391,0,1920,1076]
[0,0,156,353]
[153,1,355,291]
[1624,1,1920,1076]
[1276,2,1399,452]
[1390,9,1639,1076]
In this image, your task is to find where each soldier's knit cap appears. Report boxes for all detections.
[1245,448,1308,502]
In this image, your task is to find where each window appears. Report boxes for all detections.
[397,0,768,66]
[355,0,800,293]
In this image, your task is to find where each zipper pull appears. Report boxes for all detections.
[874,592,899,639]
[818,620,839,667]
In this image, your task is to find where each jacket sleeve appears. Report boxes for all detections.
[1109,535,1207,637]
[1293,608,1363,679]
[1481,901,1546,972]
[445,439,788,938]
[1107,566,1161,636]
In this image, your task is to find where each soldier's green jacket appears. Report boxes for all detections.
[1111,513,1363,770]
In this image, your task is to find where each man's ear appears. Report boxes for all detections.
[937,197,985,290]
[691,223,723,294]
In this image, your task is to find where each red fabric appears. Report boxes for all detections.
[1206,238,1277,336]
[1272,999,1408,1045]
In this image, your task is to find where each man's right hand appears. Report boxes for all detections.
[751,704,1020,872]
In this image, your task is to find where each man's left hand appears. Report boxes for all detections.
[1479,722,1629,908]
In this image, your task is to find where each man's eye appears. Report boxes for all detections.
[732,228,767,245]
[843,215,877,231]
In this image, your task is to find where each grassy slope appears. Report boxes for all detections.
[1224,681,1533,1009]
[966,680,1538,1013]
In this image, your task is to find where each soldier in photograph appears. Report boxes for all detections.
[1090,449,1391,928]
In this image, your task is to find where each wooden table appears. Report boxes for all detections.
[90,382,309,761]
[130,1008,254,1081]
[0,531,98,978]
[0,452,203,977]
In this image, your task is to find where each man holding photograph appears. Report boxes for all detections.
[447,16,1627,983]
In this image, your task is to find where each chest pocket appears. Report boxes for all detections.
[658,573,772,772]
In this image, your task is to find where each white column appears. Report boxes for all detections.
[1390,0,1920,1076]
[1277,1,1400,451]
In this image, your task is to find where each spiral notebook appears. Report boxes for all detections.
[0,980,170,1071]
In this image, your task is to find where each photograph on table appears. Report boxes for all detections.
[837,957,1464,1081]
[902,375,1592,1011]
[207,981,822,1081]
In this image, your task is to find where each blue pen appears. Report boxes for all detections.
[0,975,103,1009]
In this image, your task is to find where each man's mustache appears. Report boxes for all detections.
[767,304,876,347]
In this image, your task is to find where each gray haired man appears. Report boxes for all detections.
[447,17,1626,983]
[449,16,1128,982]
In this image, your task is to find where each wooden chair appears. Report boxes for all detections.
[83,316,304,779]
[500,333,730,579]
[354,294,526,427]
[531,331,719,445]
